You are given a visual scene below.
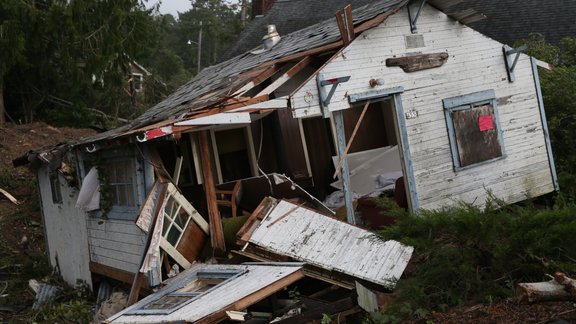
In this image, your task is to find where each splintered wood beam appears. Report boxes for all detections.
[386,52,449,72]
[198,130,226,254]
[228,97,288,112]
[333,100,370,178]
[174,112,252,126]
[256,56,312,96]
[233,64,280,96]
[336,10,350,46]
[128,182,168,306]
[344,4,354,41]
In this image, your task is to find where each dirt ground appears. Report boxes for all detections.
[0,122,575,323]
[0,122,95,321]
[0,122,95,256]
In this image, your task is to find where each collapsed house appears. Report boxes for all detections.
[14,0,558,321]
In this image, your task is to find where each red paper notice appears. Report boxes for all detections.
[478,115,494,131]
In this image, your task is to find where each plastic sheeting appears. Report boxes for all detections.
[75,167,100,211]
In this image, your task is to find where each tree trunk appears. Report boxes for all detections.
[0,80,6,124]
[517,273,576,304]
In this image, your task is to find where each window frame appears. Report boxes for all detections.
[79,148,142,221]
[103,157,139,218]
[443,89,506,171]
[49,171,63,204]
[131,72,143,92]
[126,269,246,315]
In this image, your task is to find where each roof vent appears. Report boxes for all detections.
[250,25,281,54]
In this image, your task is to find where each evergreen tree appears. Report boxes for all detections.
[0,0,157,125]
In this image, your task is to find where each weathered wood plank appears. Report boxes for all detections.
[386,52,449,72]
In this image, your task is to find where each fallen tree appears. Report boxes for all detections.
[517,272,576,303]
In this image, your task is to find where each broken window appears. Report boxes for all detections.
[127,269,245,315]
[80,149,141,220]
[443,90,505,170]
[131,73,143,92]
[49,171,62,204]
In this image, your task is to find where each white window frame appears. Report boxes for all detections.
[131,72,143,92]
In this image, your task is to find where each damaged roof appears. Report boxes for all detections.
[238,198,414,290]
[222,0,377,60]
[45,0,407,147]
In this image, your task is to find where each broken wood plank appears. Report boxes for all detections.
[336,10,351,46]
[273,297,356,324]
[196,268,305,324]
[0,188,19,205]
[256,57,312,96]
[174,112,252,126]
[344,4,355,42]
[128,182,169,306]
[227,98,288,112]
[236,197,279,246]
[386,52,449,72]
[333,99,371,178]
[198,130,226,254]
[89,262,148,287]
[233,65,280,96]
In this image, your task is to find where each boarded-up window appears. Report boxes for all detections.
[444,90,504,170]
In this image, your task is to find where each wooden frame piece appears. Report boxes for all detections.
[196,269,306,324]
[198,130,226,254]
[174,112,252,126]
[256,56,312,97]
[386,52,449,72]
[233,65,280,96]
[236,197,279,246]
[215,180,242,218]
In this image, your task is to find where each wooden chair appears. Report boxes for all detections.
[215,180,243,217]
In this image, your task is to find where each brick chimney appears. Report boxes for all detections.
[252,0,275,17]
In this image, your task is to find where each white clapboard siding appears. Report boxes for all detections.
[291,4,554,210]
[87,217,146,273]
[36,166,93,288]
[244,200,413,289]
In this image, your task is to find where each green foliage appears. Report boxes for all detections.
[1,0,245,126]
[375,198,576,320]
[1,0,158,125]
[518,34,576,177]
[30,280,93,324]
[173,0,244,73]
[321,313,332,324]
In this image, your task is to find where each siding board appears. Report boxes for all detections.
[291,4,554,210]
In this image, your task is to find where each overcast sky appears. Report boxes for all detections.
[146,0,238,18]
[146,0,192,18]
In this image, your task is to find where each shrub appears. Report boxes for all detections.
[375,197,576,320]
